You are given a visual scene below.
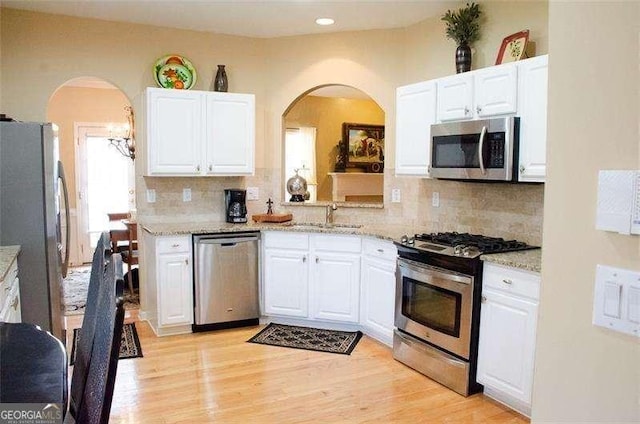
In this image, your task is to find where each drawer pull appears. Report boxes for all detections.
[377,249,384,253]
[302,256,306,263]
[315,257,319,264]
[4,286,10,292]
[172,244,180,248]
[502,279,513,285]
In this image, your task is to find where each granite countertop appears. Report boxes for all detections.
[141,221,413,242]
[480,249,542,273]
[0,246,20,283]
[141,221,540,272]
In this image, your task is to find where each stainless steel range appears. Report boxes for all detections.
[393,232,538,396]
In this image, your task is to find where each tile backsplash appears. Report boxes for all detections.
[137,168,544,246]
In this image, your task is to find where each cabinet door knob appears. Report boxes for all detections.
[172,243,180,248]
[502,279,513,285]
[11,297,19,310]
[481,295,487,303]
[208,165,213,171]
[476,106,482,114]
[185,258,189,265]
[196,165,200,172]
[464,107,470,115]
[519,165,526,174]
[315,257,319,264]
[302,255,306,263]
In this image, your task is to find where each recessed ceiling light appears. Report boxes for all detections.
[315,18,335,26]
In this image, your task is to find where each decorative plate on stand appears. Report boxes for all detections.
[153,55,197,89]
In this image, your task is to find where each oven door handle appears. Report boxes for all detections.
[478,125,487,175]
[398,258,472,286]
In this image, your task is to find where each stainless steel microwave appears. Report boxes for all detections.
[429,117,519,181]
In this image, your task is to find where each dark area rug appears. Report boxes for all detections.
[70,322,143,366]
[248,323,362,355]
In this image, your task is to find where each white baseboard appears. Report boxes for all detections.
[483,386,531,418]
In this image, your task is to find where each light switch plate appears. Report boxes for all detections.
[392,188,401,203]
[183,188,191,202]
[246,187,259,201]
[593,264,640,337]
[146,189,156,203]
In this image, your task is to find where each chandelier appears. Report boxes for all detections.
[108,105,135,160]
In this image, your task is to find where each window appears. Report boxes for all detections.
[284,127,317,201]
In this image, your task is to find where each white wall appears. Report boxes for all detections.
[533,2,640,422]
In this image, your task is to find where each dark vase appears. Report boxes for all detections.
[455,43,472,73]
[214,64,228,92]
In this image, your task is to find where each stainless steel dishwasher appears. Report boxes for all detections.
[193,232,260,331]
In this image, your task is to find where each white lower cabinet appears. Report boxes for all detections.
[360,239,397,345]
[477,262,540,417]
[310,235,361,323]
[263,232,361,324]
[262,232,397,346]
[263,247,309,318]
[142,233,193,336]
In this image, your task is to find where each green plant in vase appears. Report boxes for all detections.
[441,2,482,73]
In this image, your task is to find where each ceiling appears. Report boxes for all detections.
[1,0,457,38]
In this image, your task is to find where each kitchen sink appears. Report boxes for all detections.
[287,222,363,230]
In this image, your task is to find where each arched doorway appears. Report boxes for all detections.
[47,77,134,264]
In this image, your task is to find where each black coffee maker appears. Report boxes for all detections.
[224,189,248,223]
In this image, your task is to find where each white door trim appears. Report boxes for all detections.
[74,122,114,263]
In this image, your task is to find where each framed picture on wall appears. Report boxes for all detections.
[495,30,530,65]
[341,122,385,171]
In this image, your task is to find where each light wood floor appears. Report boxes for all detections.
[65,312,529,424]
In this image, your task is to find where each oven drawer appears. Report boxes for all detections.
[482,263,540,300]
[393,329,471,396]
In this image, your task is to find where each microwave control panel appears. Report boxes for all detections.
[487,134,505,168]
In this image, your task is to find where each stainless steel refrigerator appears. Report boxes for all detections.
[0,121,70,340]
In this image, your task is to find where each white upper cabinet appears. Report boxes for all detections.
[436,73,474,121]
[395,81,437,177]
[474,64,518,117]
[146,87,255,176]
[147,88,204,175]
[205,92,255,175]
[437,64,517,122]
[517,55,548,183]
[396,55,547,182]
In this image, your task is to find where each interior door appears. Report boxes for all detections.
[75,124,134,263]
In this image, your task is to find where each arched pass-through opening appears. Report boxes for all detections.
[282,84,385,205]
[47,76,134,265]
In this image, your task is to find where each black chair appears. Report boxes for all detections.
[67,232,125,424]
[68,232,110,416]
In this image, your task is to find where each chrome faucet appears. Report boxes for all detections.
[325,203,338,226]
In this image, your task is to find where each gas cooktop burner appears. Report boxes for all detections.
[397,231,538,259]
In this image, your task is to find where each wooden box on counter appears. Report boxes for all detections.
[251,213,293,223]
